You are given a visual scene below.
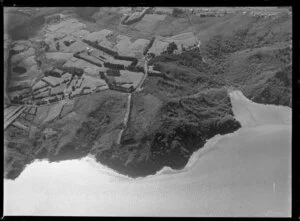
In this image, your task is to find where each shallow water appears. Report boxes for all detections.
[3,90,291,216]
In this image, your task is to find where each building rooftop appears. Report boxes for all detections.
[42,76,62,87]
[51,84,67,95]
[34,90,50,99]
[32,80,48,91]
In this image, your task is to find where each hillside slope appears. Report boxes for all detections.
[199,12,292,106]
[4,7,292,179]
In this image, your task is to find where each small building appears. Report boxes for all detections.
[62,72,73,83]
[32,80,48,91]
[95,85,109,92]
[42,76,62,87]
[42,128,57,140]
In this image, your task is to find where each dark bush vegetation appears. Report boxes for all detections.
[104,62,124,70]
[12,66,27,74]
[121,7,152,25]
[61,66,84,76]
[107,69,121,76]
[74,7,99,21]
[172,8,185,17]
[165,42,178,54]
[8,15,45,41]
[274,65,291,87]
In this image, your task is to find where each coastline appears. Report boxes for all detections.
[4,89,292,180]
[4,121,291,216]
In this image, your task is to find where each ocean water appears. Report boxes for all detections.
[3,90,292,216]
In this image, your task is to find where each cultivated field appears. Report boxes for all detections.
[43,101,65,123]
[134,14,167,34]
[114,70,144,88]
[148,32,198,55]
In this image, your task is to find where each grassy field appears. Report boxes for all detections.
[114,70,144,88]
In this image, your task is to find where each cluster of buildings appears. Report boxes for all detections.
[14,66,108,106]
[9,11,149,107]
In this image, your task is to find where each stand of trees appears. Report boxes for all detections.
[8,15,46,41]
[166,42,178,54]
[121,7,152,25]
[172,8,185,17]
[104,62,124,70]
[74,7,99,22]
